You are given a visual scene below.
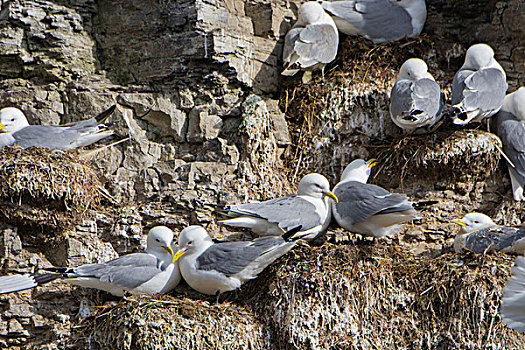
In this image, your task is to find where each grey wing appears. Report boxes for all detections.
[412,78,442,117]
[456,68,507,112]
[322,0,412,42]
[228,196,323,231]
[295,23,338,64]
[13,126,82,150]
[72,253,165,289]
[283,27,303,64]
[464,226,524,253]
[390,80,415,117]
[501,256,525,333]
[334,181,412,225]
[497,112,525,186]
[197,237,285,276]
[451,69,472,105]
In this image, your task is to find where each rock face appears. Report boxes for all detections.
[0,0,524,349]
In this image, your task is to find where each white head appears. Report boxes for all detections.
[398,58,433,81]
[173,226,213,262]
[0,107,29,133]
[146,226,176,257]
[297,173,338,202]
[453,213,496,234]
[463,44,495,70]
[298,2,325,25]
[502,87,525,121]
[340,159,377,183]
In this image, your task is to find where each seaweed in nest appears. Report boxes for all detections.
[0,146,102,231]
[368,129,502,188]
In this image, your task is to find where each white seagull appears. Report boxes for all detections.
[220,173,338,240]
[0,226,181,296]
[501,256,525,333]
[173,225,297,296]
[282,2,339,82]
[319,0,427,44]
[0,105,117,150]
[497,87,525,201]
[332,159,436,238]
[452,213,525,254]
[390,58,443,133]
[448,43,507,125]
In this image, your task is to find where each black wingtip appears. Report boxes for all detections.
[282,225,303,241]
[95,105,117,123]
[41,267,69,274]
[33,273,62,285]
[412,200,439,209]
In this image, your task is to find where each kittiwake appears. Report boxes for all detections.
[173,225,297,296]
[390,58,443,133]
[282,2,339,82]
[220,173,338,240]
[0,226,181,296]
[319,0,427,44]
[501,256,525,333]
[448,43,507,125]
[452,213,525,254]
[0,105,117,150]
[332,159,436,237]
[497,87,525,201]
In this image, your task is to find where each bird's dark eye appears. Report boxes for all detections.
[474,221,479,224]
[187,241,193,245]
[10,119,14,122]
[155,238,160,242]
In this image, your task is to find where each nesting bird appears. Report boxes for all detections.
[0,105,117,150]
[173,226,297,296]
[282,1,339,82]
[220,173,338,240]
[0,226,181,296]
[390,58,443,133]
[332,159,435,238]
[501,256,525,333]
[319,0,427,44]
[497,88,525,201]
[452,213,525,254]
[448,43,507,125]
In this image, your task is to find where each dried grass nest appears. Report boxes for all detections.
[0,146,102,230]
[370,129,502,186]
[71,243,525,350]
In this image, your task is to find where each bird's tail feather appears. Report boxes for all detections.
[412,200,439,210]
[0,273,62,295]
[95,105,117,123]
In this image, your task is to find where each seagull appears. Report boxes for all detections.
[448,43,507,125]
[319,0,427,44]
[497,87,525,201]
[0,105,117,150]
[173,225,298,296]
[0,226,181,296]
[452,213,525,254]
[501,256,525,333]
[332,159,436,238]
[390,58,443,133]
[220,173,338,240]
[282,1,339,82]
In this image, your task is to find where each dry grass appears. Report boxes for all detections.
[0,146,102,230]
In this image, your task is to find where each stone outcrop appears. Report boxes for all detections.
[0,0,524,349]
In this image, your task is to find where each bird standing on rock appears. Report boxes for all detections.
[282,1,339,83]
[448,43,507,126]
[318,0,427,44]
[390,58,443,133]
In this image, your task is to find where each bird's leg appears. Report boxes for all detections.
[215,290,221,305]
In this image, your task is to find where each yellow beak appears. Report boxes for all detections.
[0,124,5,130]
[163,245,174,256]
[366,158,378,168]
[172,248,188,263]
[452,219,466,227]
[323,191,338,203]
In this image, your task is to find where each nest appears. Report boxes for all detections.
[370,129,502,187]
[71,296,268,350]
[0,146,102,230]
[70,243,524,350]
